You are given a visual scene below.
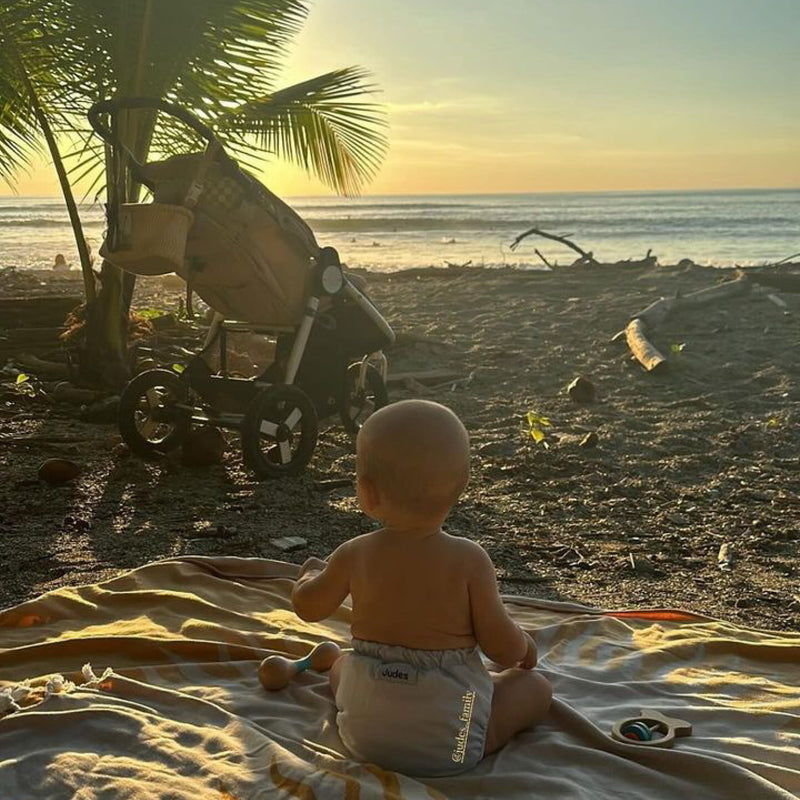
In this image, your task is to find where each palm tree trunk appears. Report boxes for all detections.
[11,47,95,302]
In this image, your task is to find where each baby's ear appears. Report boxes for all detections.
[357,474,379,514]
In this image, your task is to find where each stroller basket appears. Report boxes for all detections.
[100,203,194,276]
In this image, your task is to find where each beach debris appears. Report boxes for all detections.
[747,264,800,294]
[0,295,82,328]
[624,273,751,372]
[509,227,599,267]
[566,376,596,404]
[270,536,307,552]
[766,293,789,311]
[579,431,599,449]
[181,425,226,467]
[626,319,668,372]
[313,477,353,491]
[444,259,473,269]
[38,458,80,485]
[717,542,733,571]
[401,377,432,395]
[15,353,70,380]
[387,369,466,387]
[534,248,553,269]
[52,382,102,405]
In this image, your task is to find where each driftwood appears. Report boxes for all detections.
[766,294,788,310]
[0,295,81,328]
[16,353,71,379]
[387,369,466,387]
[534,248,553,268]
[625,274,752,372]
[509,228,599,266]
[749,272,800,294]
[625,319,667,372]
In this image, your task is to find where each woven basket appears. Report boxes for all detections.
[100,203,194,276]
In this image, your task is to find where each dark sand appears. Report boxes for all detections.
[1,263,798,630]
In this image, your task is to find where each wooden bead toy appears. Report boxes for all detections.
[611,709,692,748]
[258,641,342,691]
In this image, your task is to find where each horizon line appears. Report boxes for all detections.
[2,185,799,201]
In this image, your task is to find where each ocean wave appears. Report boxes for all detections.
[303,216,796,232]
[0,212,795,236]
[0,218,106,228]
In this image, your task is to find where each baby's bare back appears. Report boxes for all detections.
[349,530,478,650]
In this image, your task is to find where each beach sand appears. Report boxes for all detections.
[1,262,798,630]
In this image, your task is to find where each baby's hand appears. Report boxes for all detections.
[298,556,327,578]
[518,632,538,669]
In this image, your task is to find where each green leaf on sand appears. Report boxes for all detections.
[526,411,551,445]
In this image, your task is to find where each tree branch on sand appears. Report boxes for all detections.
[623,273,752,372]
[510,227,599,266]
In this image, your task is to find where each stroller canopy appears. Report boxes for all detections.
[142,152,319,327]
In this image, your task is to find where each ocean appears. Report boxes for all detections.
[0,188,797,272]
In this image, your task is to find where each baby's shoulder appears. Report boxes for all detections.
[441,532,490,566]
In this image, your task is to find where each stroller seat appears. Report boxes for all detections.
[89,97,394,478]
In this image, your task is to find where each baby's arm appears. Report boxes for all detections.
[467,543,536,669]
[291,543,351,622]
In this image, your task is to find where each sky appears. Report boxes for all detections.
[10,0,800,196]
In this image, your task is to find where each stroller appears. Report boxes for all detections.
[88,98,394,478]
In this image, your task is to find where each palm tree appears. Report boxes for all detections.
[0,3,96,301]
[0,0,386,384]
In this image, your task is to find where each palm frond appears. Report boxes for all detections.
[222,67,387,195]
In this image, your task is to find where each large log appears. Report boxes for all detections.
[625,275,751,372]
[16,353,70,378]
[0,295,82,328]
[626,319,667,372]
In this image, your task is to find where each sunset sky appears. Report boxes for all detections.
[11,0,800,197]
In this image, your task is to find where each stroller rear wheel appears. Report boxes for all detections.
[338,363,388,437]
[241,385,318,478]
[118,369,190,457]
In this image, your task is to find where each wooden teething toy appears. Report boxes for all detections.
[611,709,692,748]
[258,641,341,691]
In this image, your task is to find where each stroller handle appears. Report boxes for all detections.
[88,97,222,150]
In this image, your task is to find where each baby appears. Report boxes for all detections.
[291,399,552,777]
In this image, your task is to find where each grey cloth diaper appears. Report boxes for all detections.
[335,638,493,777]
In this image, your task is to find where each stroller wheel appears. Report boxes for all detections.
[118,369,190,458]
[241,385,318,478]
[338,363,389,437]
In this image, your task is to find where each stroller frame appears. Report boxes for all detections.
[89,98,394,477]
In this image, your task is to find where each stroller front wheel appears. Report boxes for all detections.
[241,385,318,478]
[338,363,388,437]
[118,369,191,458]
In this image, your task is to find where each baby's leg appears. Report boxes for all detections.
[484,669,552,755]
[328,653,343,697]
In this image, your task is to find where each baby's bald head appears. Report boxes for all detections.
[357,400,470,522]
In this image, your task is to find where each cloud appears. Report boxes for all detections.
[386,95,502,116]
